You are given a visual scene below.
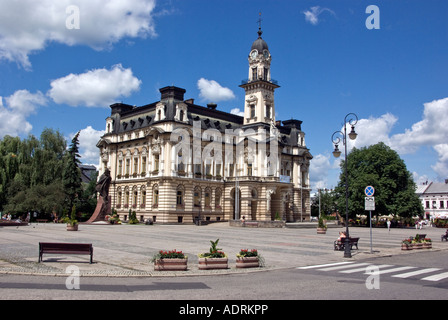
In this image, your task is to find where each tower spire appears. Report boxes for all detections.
[257,12,263,38]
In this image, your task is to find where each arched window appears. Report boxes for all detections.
[117,187,122,208]
[153,184,159,208]
[141,186,146,208]
[193,186,201,208]
[124,187,130,208]
[132,186,138,208]
[204,187,211,208]
[176,185,184,208]
[215,188,222,209]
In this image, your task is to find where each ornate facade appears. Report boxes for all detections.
[96,27,313,224]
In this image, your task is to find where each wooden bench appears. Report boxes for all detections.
[442,233,448,242]
[409,234,427,241]
[334,237,360,251]
[38,242,93,264]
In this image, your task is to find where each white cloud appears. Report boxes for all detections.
[321,97,448,187]
[432,144,448,179]
[230,108,244,117]
[197,78,235,102]
[389,97,448,154]
[0,90,47,138]
[309,153,332,190]
[73,126,105,166]
[0,0,157,69]
[48,64,141,107]
[347,113,397,151]
[303,6,335,25]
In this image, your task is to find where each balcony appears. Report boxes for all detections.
[241,78,278,86]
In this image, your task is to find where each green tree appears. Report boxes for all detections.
[335,142,423,219]
[62,131,83,212]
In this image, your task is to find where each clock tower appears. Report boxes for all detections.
[240,25,280,127]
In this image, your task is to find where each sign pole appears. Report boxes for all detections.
[369,210,373,253]
[364,186,375,254]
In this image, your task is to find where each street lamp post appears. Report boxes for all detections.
[331,113,358,258]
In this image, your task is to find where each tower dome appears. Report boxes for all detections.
[251,29,269,53]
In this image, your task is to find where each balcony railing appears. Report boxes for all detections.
[241,78,278,85]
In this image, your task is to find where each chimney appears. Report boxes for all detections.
[159,86,186,101]
[207,103,217,110]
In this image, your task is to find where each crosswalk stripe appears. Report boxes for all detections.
[297,263,448,282]
[318,263,370,271]
[375,266,416,275]
[392,268,442,279]
[339,264,393,274]
[421,272,448,282]
[297,262,354,269]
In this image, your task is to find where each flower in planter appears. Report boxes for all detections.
[152,249,186,262]
[402,239,412,245]
[236,249,264,268]
[237,249,258,258]
[198,239,227,258]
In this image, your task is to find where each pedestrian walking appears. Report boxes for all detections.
[387,220,391,232]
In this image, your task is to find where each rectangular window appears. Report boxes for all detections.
[177,190,183,205]
[247,163,253,176]
[125,159,130,175]
[142,156,147,173]
[194,192,200,207]
[118,160,122,176]
[250,105,255,118]
[134,158,138,174]
[229,163,234,177]
[153,190,159,205]
[252,67,257,81]
[154,155,159,171]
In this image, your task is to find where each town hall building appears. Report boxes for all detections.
[96,26,313,224]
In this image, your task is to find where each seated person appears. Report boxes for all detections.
[337,231,347,241]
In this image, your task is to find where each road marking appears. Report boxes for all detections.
[392,268,441,279]
[372,266,416,275]
[339,264,393,274]
[297,262,354,269]
[421,272,448,282]
[318,263,370,271]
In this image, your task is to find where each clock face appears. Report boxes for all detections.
[250,50,258,59]
[263,49,269,58]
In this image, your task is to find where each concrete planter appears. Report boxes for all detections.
[154,258,188,271]
[316,227,327,234]
[236,256,259,268]
[198,257,228,270]
[66,224,78,231]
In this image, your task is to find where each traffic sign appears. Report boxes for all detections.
[365,186,375,197]
[365,196,375,211]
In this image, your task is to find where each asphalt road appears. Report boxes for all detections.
[0,250,446,301]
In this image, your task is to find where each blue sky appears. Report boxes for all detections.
[1,0,448,192]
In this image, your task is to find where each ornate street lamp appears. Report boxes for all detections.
[331,113,358,258]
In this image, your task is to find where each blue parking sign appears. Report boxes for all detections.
[365,186,375,197]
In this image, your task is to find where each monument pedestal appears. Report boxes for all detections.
[86,196,111,224]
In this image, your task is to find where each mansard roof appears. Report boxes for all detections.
[105,86,308,151]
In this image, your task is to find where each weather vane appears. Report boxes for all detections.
[257,12,262,30]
